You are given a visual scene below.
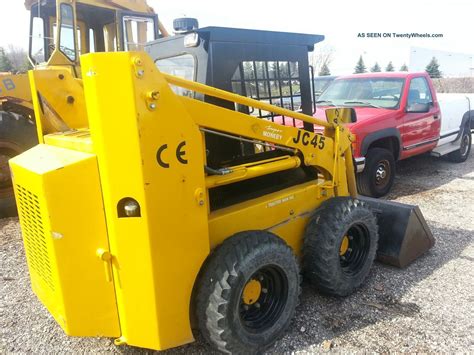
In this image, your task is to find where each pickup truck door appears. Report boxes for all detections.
[401,76,440,157]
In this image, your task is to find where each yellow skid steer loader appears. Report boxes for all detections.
[10,17,434,355]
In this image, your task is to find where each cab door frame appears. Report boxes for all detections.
[117,11,159,51]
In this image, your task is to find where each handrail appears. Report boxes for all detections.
[162,73,332,129]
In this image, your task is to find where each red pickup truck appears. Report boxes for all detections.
[314,72,473,197]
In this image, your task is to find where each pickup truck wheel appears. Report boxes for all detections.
[447,129,471,163]
[356,148,395,197]
[0,111,37,218]
[195,231,300,354]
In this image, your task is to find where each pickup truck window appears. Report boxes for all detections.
[318,78,404,109]
[407,77,432,107]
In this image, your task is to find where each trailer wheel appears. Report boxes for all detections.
[0,111,37,217]
[303,197,378,296]
[447,128,471,163]
[195,231,300,354]
[356,148,395,197]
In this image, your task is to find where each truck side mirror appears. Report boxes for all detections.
[406,102,430,113]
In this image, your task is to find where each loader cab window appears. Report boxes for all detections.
[29,3,119,65]
[123,16,156,51]
[75,3,118,53]
[59,3,77,61]
[30,16,46,64]
[29,2,56,65]
[53,23,83,55]
[155,54,196,97]
[89,29,96,52]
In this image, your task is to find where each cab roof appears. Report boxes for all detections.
[195,27,324,51]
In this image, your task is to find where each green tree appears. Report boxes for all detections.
[319,63,331,76]
[0,47,13,72]
[385,61,395,72]
[6,45,31,73]
[425,57,442,78]
[354,56,367,74]
[400,63,408,71]
[370,62,381,72]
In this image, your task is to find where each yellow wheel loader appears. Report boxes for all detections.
[0,0,170,217]
[10,19,434,355]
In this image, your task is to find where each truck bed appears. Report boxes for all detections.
[437,93,473,146]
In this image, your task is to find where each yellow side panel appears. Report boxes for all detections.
[10,144,120,337]
[209,182,333,254]
[0,73,33,110]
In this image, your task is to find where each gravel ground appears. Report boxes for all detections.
[1,146,473,354]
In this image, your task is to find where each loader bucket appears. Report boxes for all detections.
[359,197,435,268]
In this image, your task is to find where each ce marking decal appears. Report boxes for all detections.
[156,141,188,168]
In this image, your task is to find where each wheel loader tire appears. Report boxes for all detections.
[195,231,300,354]
[447,128,471,163]
[356,148,395,198]
[303,197,378,297]
[0,111,37,218]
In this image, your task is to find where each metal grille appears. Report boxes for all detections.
[16,185,54,291]
[231,60,302,127]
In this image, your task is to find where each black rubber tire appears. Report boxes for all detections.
[303,197,378,297]
[356,148,395,198]
[0,111,37,218]
[195,231,301,354]
[447,128,471,163]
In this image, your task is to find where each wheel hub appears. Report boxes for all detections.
[242,279,262,305]
[375,160,390,186]
[339,224,370,275]
[376,166,386,180]
[340,235,350,255]
[239,266,288,332]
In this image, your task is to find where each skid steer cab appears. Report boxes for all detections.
[11,26,433,353]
